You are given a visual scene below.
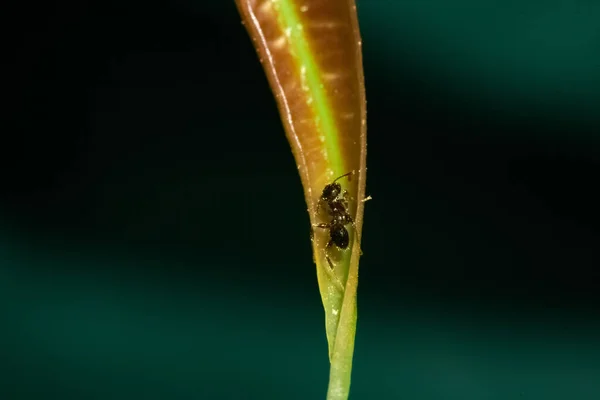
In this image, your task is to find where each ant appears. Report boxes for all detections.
[313,171,357,269]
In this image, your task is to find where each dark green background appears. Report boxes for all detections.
[3,1,600,398]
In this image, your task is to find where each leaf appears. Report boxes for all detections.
[234,1,367,398]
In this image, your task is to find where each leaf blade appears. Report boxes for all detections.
[235,0,367,397]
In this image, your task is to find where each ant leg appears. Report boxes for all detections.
[325,255,336,270]
[325,240,345,290]
[313,223,330,229]
[324,239,337,270]
[310,235,344,290]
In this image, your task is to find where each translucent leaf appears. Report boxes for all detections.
[235,1,367,398]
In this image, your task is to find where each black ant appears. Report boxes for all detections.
[313,171,357,269]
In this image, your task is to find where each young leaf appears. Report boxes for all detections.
[234,1,367,398]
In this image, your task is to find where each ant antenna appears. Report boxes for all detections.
[333,170,355,183]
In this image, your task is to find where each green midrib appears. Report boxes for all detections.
[276,0,345,177]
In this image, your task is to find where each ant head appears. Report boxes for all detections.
[323,171,354,201]
[321,182,341,201]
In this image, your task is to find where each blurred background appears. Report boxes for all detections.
[3,0,600,398]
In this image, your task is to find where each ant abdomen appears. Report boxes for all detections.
[330,225,349,249]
